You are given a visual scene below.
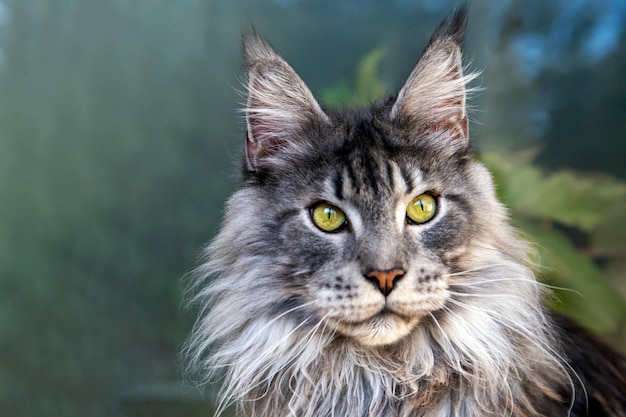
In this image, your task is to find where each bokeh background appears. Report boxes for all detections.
[1,0,625,416]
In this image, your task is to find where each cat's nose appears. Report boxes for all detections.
[365,269,405,296]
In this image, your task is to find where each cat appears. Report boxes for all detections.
[184,5,626,417]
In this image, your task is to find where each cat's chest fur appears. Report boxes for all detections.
[184,6,626,417]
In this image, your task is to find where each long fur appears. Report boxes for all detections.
[184,177,574,417]
[184,6,625,417]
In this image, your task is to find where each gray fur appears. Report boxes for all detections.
[184,7,577,417]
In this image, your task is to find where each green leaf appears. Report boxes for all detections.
[482,152,626,231]
[517,219,626,334]
[320,80,358,109]
[355,48,386,103]
[321,48,386,109]
[591,200,626,256]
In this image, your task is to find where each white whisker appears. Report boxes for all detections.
[449,277,584,297]
[447,290,527,303]
[442,263,518,277]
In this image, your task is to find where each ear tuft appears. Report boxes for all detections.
[242,30,329,172]
[391,4,478,144]
[242,28,281,68]
[428,3,468,50]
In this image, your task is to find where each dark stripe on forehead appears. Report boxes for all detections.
[385,159,395,192]
[360,150,384,195]
[346,159,360,194]
[333,169,344,200]
[339,146,402,199]
[331,113,404,198]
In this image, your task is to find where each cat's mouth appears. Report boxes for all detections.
[368,307,417,325]
[379,306,407,318]
[328,308,422,346]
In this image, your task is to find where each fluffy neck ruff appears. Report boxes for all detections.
[185,234,572,417]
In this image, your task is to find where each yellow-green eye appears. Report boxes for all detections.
[406,193,437,224]
[311,203,347,232]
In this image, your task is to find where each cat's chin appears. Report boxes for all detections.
[331,312,421,347]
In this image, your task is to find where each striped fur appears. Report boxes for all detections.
[184,6,626,417]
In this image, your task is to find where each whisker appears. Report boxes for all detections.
[448,278,584,298]
[443,260,584,301]
[447,291,527,303]
[443,263,519,277]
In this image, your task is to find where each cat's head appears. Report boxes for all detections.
[187,9,568,415]
[219,8,521,348]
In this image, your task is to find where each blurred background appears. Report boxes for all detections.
[1,0,625,416]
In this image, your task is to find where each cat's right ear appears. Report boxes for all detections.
[242,30,330,172]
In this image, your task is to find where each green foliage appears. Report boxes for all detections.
[321,48,386,108]
[483,151,626,232]
[0,1,234,416]
[482,152,626,336]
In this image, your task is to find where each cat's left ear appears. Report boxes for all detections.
[243,30,330,172]
[391,5,476,145]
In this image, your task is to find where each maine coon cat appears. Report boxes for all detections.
[185,6,626,417]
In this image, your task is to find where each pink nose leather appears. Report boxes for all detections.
[365,269,405,296]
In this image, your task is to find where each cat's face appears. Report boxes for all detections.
[230,19,498,346]
[245,111,484,346]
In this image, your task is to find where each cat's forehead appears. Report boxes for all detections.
[281,108,427,207]
[259,104,467,204]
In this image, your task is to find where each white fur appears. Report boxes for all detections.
[184,167,574,416]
